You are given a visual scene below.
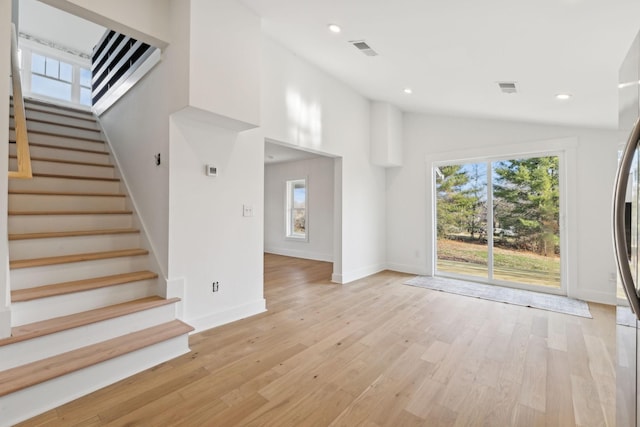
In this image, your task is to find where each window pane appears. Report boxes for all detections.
[492,157,560,288]
[31,53,45,74]
[80,87,92,106]
[45,57,59,78]
[286,179,307,238]
[435,162,488,280]
[80,68,92,87]
[59,62,73,82]
[31,74,72,101]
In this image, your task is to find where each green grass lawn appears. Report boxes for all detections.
[437,238,560,287]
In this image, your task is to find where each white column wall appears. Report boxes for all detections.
[261,37,387,283]
[0,0,12,338]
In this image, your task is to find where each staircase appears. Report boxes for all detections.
[0,98,193,426]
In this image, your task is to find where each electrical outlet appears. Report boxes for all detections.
[212,281,219,292]
[243,205,254,217]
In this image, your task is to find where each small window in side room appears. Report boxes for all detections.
[286,178,307,240]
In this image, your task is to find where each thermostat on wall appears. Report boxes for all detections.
[206,165,218,177]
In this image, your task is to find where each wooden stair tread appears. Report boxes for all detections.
[9,190,124,197]
[12,103,97,122]
[11,270,158,302]
[9,154,114,168]
[10,127,104,143]
[10,114,100,132]
[1,296,178,346]
[20,97,95,116]
[9,228,140,241]
[0,320,193,397]
[30,173,119,182]
[14,141,109,155]
[8,210,133,216]
[10,248,149,269]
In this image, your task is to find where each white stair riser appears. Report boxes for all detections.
[22,101,94,120]
[8,213,133,234]
[9,233,140,259]
[11,118,102,141]
[11,279,159,326]
[10,256,149,289]
[0,335,190,427]
[8,194,125,212]
[9,158,115,179]
[1,302,175,370]
[21,109,100,130]
[9,144,111,165]
[9,130,105,152]
[9,176,121,194]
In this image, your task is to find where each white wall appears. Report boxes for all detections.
[168,113,265,332]
[99,1,190,277]
[94,0,265,333]
[40,0,170,48]
[387,112,624,304]
[0,0,12,338]
[265,157,334,262]
[262,38,387,283]
[188,0,260,130]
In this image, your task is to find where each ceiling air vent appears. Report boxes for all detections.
[498,82,517,94]
[350,40,378,57]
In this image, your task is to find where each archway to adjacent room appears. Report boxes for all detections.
[263,139,342,283]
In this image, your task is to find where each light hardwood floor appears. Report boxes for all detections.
[19,254,615,426]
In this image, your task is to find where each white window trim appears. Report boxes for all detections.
[18,37,92,111]
[285,177,309,242]
[426,137,578,298]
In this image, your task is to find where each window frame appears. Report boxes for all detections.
[18,37,93,110]
[285,178,309,241]
[427,137,578,297]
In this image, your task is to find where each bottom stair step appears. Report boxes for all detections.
[1,296,180,347]
[0,320,194,398]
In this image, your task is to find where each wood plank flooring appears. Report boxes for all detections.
[18,254,615,426]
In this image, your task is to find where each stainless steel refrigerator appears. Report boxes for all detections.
[615,30,640,427]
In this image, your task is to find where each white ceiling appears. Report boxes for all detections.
[242,0,640,129]
[19,0,105,56]
[265,140,323,164]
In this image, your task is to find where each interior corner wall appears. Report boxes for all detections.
[261,37,386,283]
[0,0,12,338]
[387,112,624,304]
[168,114,265,333]
[265,157,334,262]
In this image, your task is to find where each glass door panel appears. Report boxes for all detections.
[491,157,561,288]
[435,162,488,280]
[435,155,562,291]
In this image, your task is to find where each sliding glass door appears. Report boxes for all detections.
[435,155,561,290]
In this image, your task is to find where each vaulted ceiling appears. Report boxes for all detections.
[242,0,640,129]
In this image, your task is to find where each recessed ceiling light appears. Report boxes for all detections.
[404,88,413,94]
[555,93,572,100]
[328,24,341,33]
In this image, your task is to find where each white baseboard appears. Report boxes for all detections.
[338,263,386,284]
[264,247,333,263]
[166,277,185,319]
[186,298,267,334]
[385,262,430,276]
[571,289,616,305]
[0,307,10,339]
